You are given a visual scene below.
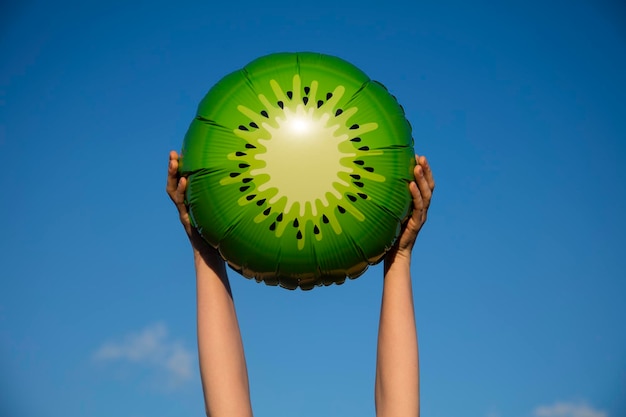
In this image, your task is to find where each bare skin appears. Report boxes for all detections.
[166,151,434,417]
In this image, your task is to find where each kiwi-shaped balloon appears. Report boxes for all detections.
[180,52,415,290]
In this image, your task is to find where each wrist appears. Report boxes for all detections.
[384,247,412,274]
[191,236,225,269]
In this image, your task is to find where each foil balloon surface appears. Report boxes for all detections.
[180,52,415,290]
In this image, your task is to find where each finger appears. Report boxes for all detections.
[414,161,432,208]
[175,176,188,207]
[409,179,423,215]
[399,181,422,247]
[175,177,193,231]
[419,156,435,191]
[166,151,180,200]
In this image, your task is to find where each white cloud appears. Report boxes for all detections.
[534,402,607,417]
[93,322,194,385]
[164,342,194,380]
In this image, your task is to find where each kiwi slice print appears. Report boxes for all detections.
[180,52,415,290]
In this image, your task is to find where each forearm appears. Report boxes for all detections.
[375,253,419,417]
[194,247,253,417]
[167,151,253,416]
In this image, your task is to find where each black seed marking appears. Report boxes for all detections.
[326,92,333,100]
[335,109,343,116]
[317,100,323,108]
[286,91,293,99]
[354,181,364,188]
[256,198,266,206]
[337,205,346,214]
[322,214,329,223]
[263,207,271,215]
[277,213,283,222]
[303,97,309,105]
[277,101,284,109]
[365,166,375,172]
[238,125,248,131]
[239,185,250,192]
[230,172,241,177]
[236,151,246,156]
[347,194,357,202]
[304,86,310,95]
[245,143,256,149]
[350,124,360,130]
[269,222,276,231]
[296,230,303,239]
[314,225,320,234]
[354,160,365,166]
[261,110,269,118]
[293,218,299,228]
[242,177,253,183]
[358,146,370,151]
[350,174,361,179]
[350,137,361,142]
[249,122,258,129]
[238,163,250,168]
[358,193,368,199]
[246,194,256,201]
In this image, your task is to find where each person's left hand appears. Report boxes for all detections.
[166,150,219,259]
[166,150,195,238]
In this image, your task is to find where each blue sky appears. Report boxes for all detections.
[1,0,625,416]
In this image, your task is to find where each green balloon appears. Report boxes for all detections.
[180,52,415,290]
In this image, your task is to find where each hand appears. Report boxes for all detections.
[386,155,435,264]
[166,150,194,237]
[166,150,216,256]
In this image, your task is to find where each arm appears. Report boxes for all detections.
[375,156,435,417]
[166,151,254,417]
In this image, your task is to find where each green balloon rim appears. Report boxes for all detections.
[180,52,415,290]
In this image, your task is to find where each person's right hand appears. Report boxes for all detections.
[385,155,435,268]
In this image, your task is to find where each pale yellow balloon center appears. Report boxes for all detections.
[251,105,354,217]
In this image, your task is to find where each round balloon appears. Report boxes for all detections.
[180,52,415,290]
